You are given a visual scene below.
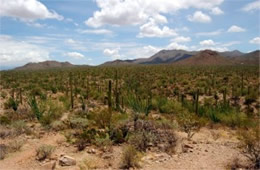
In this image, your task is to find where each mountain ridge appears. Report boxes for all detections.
[102,49,259,66]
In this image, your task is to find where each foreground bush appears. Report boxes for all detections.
[36,144,55,161]
[120,145,140,169]
[238,128,260,169]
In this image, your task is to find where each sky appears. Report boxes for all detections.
[0,0,260,69]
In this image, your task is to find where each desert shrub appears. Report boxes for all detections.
[0,115,11,125]
[79,156,104,169]
[39,99,64,126]
[120,145,140,169]
[238,128,260,169]
[0,144,8,160]
[68,117,89,129]
[95,134,113,151]
[30,87,43,96]
[4,97,19,111]
[75,128,98,151]
[219,112,248,128]
[36,144,55,161]
[12,120,31,135]
[128,130,156,152]
[59,96,70,110]
[91,109,111,129]
[0,91,7,99]
[8,140,24,152]
[51,120,66,131]
[177,111,200,139]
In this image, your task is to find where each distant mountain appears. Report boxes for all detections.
[102,50,197,66]
[174,50,233,65]
[14,61,75,70]
[138,50,197,64]
[102,49,259,66]
[233,50,260,65]
[220,50,244,58]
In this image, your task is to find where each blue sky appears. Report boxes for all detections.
[0,0,260,69]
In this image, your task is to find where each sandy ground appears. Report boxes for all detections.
[0,126,249,170]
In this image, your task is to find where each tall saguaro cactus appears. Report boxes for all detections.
[69,72,74,109]
[223,88,227,106]
[241,74,244,96]
[108,80,112,110]
[195,89,199,115]
[19,88,22,104]
[115,70,120,111]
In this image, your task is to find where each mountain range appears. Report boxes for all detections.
[103,49,259,66]
[13,49,259,70]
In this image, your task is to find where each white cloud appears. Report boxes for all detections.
[0,35,50,67]
[138,18,177,38]
[249,37,260,45]
[200,39,215,46]
[242,1,260,12]
[198,39,230,52]
[199,47,228,52]
[126,45,162,59]
[211,7,224,15]
[167,42,188,50]
[196,29,223,36]
[77,29,112,35]
[187,11,211,23]
[66,52,84,59]
[85,0,223,27]
[227,25,246,32]
[171,36,191,43]
[0,0,63,21]
[103,48,122,59]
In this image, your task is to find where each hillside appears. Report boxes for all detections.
[232,50,260,65]
[174,50,234,66]
[14,61,75,70]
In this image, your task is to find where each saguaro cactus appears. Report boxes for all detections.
[241,74,244,96]
[69,72,74,109]
[195,89,199,115]
[223,88,227,106]
[108,80,112,110]
[115,70,120,111]
[19,88,22,104]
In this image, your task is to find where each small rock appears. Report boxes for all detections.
[205,149,208,152]
[59,155,76,166]
[87,148,96,154]
[102,154,113,159]
[41,160,56,170]
[183,144,193,149]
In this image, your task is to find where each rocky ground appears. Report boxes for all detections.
[0,125,249,170]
